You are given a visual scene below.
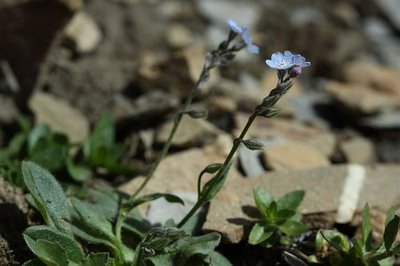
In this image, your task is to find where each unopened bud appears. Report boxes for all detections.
[288,65,302,78]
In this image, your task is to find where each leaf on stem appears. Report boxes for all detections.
[242,139,264,150]
[252,187,273,219]
[257,106,280,118]
[361,204,373,251]
[383,215,400,252]
[125,193,184,213]
[276,190,305,211]
[186,109,208,119]
[23,225,84,264]
[22,161,72,236]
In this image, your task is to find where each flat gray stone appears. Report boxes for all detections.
[29,92,89,143]
[203,165,400,243]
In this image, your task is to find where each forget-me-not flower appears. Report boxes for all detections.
[227,19,260,54]
[265,51,311,70]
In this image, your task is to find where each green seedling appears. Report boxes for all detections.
[248,187,307,247]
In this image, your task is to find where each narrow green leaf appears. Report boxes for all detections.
[70,198,116,242]
[383,215,399,252]
[22,161,71,235]
[201,160,233,201]
[248,222,275,245]
[362,204,373,251]
[125,193,184,212]
[276,190,305,211]
[23,225,84,263]
[242,139,264,150]
[252,187,274,219]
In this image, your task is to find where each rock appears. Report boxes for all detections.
[262,141,330,172]
[375,0,400,32]
[64,12,102,54]
[197,0,260,29]
[340,137,375,164]
[156,116,223,148]
[119,137,243,197]
[344,62,400,97]
[238,145,264,177]
[0,96,19,124]
[110,91,179,125]
[234,114,336,157]
[361,110,400,129]
[203,164,400,243]
[146,192,197,226]
[0,1,79,109]
[29,92,89,143]
[363,18,400,68]
[167,24,193,48]
[326,81,399,114]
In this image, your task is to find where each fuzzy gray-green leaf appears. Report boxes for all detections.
[23,225,84,263]
[22,161,71,235]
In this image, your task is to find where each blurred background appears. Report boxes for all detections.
[1,0,400,170]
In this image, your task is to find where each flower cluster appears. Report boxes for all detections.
[265,50,311,78]
[227,19,259,54]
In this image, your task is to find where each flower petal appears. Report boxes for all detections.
[265,59,277,68]
[271,52,283,62]
[227,19,242,33]
[247,44,260,54]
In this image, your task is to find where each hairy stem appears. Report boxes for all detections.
[178,110,258,227]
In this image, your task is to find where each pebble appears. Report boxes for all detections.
[64,12,102,54]
[29,92,89,143]
[262,141,330,172]
[340,137,375,164]
[156,116,224,148]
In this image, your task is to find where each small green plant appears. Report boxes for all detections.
[248,187,307,247]
[316,204,400,266]
[21,161,227,266]
[0,113,138,186]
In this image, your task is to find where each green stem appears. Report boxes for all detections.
[132,66,208,199]
[177,110,258,228]
[113,67,209,247]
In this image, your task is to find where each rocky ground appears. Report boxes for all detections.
[1,0,400,265]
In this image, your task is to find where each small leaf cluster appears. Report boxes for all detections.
[0,113,138,186]
[248,187,307,247]
[316,205,400,266]
[21,161,228,265]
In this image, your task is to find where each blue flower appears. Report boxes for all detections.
[265,51,311,70]
[227,19,259,54]
[265,51,296,70]
[292,54,311,68]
